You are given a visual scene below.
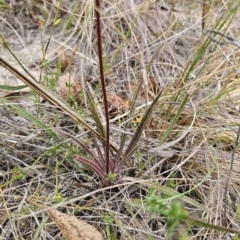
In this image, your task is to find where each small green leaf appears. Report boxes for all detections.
[53,18,61,26]
[106,173,117,182]
[103,215,114,224]
[12,167,26,180]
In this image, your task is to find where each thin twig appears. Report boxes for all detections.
[207,30,240,47]
[95,0,110,174]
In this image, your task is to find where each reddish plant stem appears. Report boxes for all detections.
[95,0,110,174]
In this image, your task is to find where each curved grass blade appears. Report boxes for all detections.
[55,129,105,171]
[129,180,210,213]
[0,84,27,91]
[73,155,106,181]
[0,47,104,142]
[0,98,59,139]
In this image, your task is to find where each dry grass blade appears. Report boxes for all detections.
[27,199,104,240]
[186,216,240,235]
[202,0,211,31]
[0,53,104,141]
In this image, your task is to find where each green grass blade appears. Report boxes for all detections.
[86,90,105,138]
[0,52,105,142]
[117,77,143,161]
[0,85,27,91]
[0,98,59,140]
[124,89,163,157]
